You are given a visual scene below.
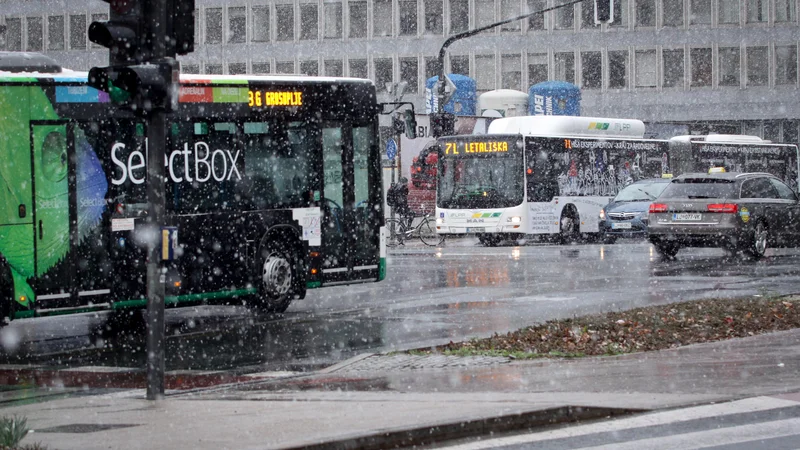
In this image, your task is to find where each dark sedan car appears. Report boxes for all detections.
[599,178,671,243]
[647,172,800,259]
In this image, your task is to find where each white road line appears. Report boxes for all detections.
[440,396,799,450]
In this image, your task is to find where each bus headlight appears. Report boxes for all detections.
[436,217,444,224]
[507,216,522,223]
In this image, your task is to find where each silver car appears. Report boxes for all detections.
[647,172,800,258]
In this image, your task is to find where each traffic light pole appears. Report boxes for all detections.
[433,0,585,136]
[145,0,169,401]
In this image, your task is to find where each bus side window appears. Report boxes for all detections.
[527,149,560,202]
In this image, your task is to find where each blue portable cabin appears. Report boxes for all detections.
[528,81,581,116]
[425,74,477,116]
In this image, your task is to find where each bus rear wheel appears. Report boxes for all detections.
[255,241,299,314]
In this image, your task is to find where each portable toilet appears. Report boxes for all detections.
[478,89,529,117]
[425,74,477,116]
[528,81,581,116]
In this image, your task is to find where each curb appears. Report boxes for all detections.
[285,405,643,450]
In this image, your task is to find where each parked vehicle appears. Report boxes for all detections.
[599,178,671,243]
[647,172,800,259]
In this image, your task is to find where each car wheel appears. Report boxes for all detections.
[654,242,680,258]
[602,234,617,245]
[746,221,768,259]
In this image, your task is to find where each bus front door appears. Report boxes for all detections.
[321,124,380,284]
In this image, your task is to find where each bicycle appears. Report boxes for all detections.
[385,212,445,247]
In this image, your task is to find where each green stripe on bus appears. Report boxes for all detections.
[212,87,249,103]
[306,281,322,289]
[378,258,387,281]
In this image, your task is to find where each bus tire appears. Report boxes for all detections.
[255,239,301,314]
[559,207,580,244]
[0,256,13,326]
[478,234,500,247]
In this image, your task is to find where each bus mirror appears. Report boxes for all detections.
[403,110,417,139]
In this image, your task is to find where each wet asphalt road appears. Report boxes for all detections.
[3,239,800,372]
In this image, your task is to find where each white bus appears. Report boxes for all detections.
[434,116,670,245]
[668,134,800,192]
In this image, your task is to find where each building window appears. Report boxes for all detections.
[400,57,419,93]
[718,0,739,24]
[301,60,319,75]
[252,6,270,42]
[746,46,768,86]
[324,1,342,38]
[426,56,443,80]
[581,1,598,29]
[90,13,108,48]
[69,14,86,50]
[784,121,799,144]
[718,47,740,86]
[663,48,684,87]
[776,45,797,85]
[662,0,684,26]
[746,0,767,23]
[425,0,444,34]
[450,54,470,75]
[224,7,246,44]
[27,17,43,51]
[300,3,319,40]
[205,8,222,44]
[635,0,656,27]
[555,4,575,29]
[527,0,546,30]
[349,59,368,78]
[194,9,200,45]
[348,1,367,38]
[325,59,343,76]
[554,51,575,83]
[501,0,521,31]
[608,50,628,88]
[374,58,394,92]
[229,62,247,74]
[206,63,223,74]
[252,62,270,74]
[475,54,496,91]
[690,0,711,24]
[476,0,496,30]
[183,64,200,74]
[609,0,628,28]
[276,61,295,74]
[48,15,65,51]
[775,0,796,22]
[690,47,712,86]
[399,0,418,35]
[528,53,548,85]
[276,4,295,41]
[5,18,22,51]
[450,0,469,33]
[581,51,602,89]
[501,54,522,89]
[374,0,393,36]
[635,50,657,87]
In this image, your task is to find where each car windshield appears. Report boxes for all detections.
[613,180,669,202]
[660,178,737,199]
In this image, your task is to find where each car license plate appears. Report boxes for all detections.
[611,222,632,229]
[466,227,485,233]
[672,213,702,221]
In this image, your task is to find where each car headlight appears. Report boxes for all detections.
[599,209,606,220]
[507,216,522,223]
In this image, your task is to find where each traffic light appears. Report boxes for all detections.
[431,112,455,138]
[88,60,178,114]
[88,0,146,65]
[168,0,195,56]
[594,0,614,24]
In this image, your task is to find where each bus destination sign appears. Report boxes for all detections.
[443,139,512,156]
[248,90,303,107]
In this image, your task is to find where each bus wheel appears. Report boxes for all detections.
[255,242,298,314]
[559,209,580,244]
[478,234,500,247]
[0,257,13,326]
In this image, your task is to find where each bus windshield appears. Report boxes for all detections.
[438,155,524,209]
